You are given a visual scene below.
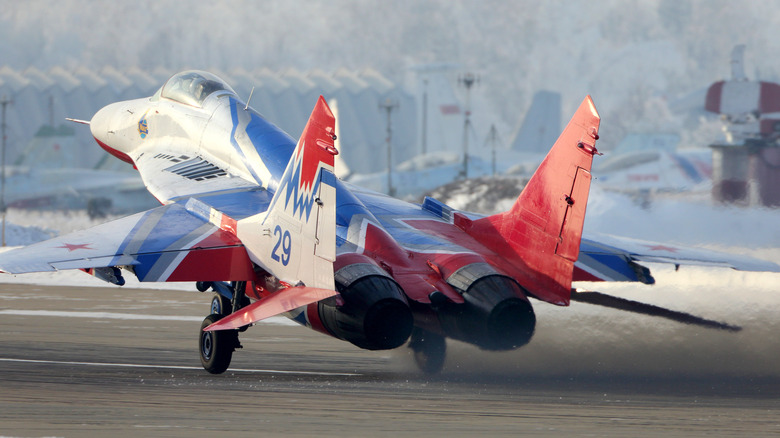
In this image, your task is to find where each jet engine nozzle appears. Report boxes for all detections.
[317,261,413,350]
[439,263,536,350]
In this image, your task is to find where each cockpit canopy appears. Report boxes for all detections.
[158,70,236,107]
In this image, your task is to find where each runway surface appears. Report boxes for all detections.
[1,274,780,437]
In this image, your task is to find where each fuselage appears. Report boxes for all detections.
[89,70,537,352]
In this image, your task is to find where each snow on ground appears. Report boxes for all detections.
[433,177,780,250]
[0,221,55,246]
[585,184,780,249]
[424,175,528,214]
[4,208,113,237]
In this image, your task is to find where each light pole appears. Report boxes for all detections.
[458,73,478,179]
[379,98,399,197]
[485,124,501,176]
[0,95,11,247]
[421,78,428,156]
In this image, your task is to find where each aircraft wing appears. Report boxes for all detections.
[575,232,780,284]
[0,196,257,282]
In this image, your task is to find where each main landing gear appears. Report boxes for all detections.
[408,327,446,374]
[199,313,238,374]
[197,281,248,374]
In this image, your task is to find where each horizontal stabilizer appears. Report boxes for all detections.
[575,233,780,283]
[204,286,338,331]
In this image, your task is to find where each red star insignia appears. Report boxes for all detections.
[644,244,678,252]
[57,243,92,252]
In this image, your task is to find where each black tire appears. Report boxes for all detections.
[196,281,213,292]
[199,314,237,374]
[409,328,446,374]
[210,294,231,315]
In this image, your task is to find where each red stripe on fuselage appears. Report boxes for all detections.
[94,137,134,165]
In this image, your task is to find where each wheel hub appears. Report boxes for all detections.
[201,332,213,359]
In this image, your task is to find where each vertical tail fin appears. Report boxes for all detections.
[237,96,338,290]
[470,96,600,305]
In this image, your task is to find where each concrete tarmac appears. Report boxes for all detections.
[1,280,780,437]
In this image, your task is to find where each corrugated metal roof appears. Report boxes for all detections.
[307,69,341,95]
[101,66,133,94]
[23,67,55,92]
[360,68,394,95]
[0,66,31,90]
[48,67,81,94]
[254,68,289,94]
[72,67,107,93]
[282,68,316,94]
[124,67,158,93]
[334,69,369,94]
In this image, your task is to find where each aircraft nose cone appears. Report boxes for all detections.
[89,104,114,145]
[89,102,135,165]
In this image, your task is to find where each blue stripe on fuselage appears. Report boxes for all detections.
[228,98,296,191]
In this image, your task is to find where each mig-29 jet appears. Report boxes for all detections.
[0,71,776,374]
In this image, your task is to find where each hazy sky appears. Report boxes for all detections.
[1,0,777,144]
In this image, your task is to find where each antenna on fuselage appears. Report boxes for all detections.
[65,118,90,125]
[244,86,255,111]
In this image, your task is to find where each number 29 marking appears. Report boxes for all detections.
[271,225,292,266]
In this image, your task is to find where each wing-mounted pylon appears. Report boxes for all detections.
[468,96,601,305]
[237,96,339,291]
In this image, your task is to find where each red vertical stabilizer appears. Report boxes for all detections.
[469,96,600,305]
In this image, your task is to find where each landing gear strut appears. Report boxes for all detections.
[408,327,446,374]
